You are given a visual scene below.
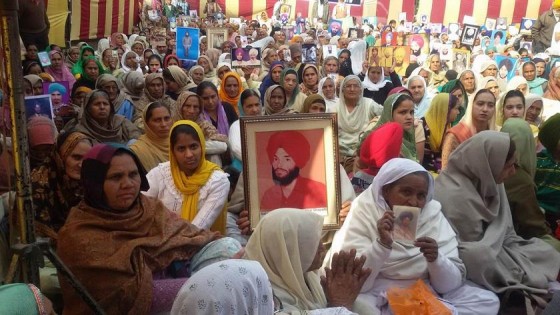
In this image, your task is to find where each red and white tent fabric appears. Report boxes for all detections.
[70,0,140,41]
[192,0,416,24]
[416,0,554,25]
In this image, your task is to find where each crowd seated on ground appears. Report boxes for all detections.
[4,1,560,313]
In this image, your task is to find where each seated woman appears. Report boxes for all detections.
[263,85,296,115]
[421,93,461,173]
[259,62,284,103]
[496,89,525,128]
[188,65,205,91]
[501,118,560,251]
[298,64,320,96]
[129,102,172,172]
[174,91,228,167]
[171,259,274,315]
[135,73,175,129]
[113,50,143,79]
[229,89,261,171]
[145,121,230,233]
[57,143,220,314]
[524,94,544,137]
[319,76,339,113]
[477,76,501,100]
[69,90,141,144]
[441,89,497,169]
[522,61,547,96]
[328,158,500,314]
[244,209,370,314]
[23,74,44,96]
[360,65,402,105]
[197,55,218,86]
[32,131,93,238]
[72,56,105,92]
[351,122,403,195]
[70,45,95,78]
[197,81,238,137]
[162,65,196,100]
[458,70,477,102]
[506,76,529,95]
[95,74,136,121]
[535,114,560,233]
[0,283,54,314]
[363,93,425,163]
[301,94,327,113]
[336,75,383,173]
[218,71,244,116]
[435,131,560,294]
[438,79,468,125]
[406,75,434,119]
[281,68,307,112]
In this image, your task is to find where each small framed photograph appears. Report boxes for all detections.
[231,47,261,68]
[381,31,397,46]
[25,94,54,122]
[520,41,533,54]
[420,14,428,24]
[207,27,228,50]
[451,49,471,73]
[168,17,177,32]
[490,30,506,47]
[485,18,496,30]
[189,10,198,19]
[448,23,460,36]
[460,24,480,47]
[393,205,420,242]
[150,27,167,49]
[440,44,453,61]
[520,18,535,35]
[176,27,200,61]
[495,55,519,81]
[328,19,343,36]
[283,49,291,62]
[404,22,413,33]
[283,25,295,40]
[302,44,317,64]
[348,28,358,39]
[38,51,51,67]
[496,17,508,30]
[240,114,341,230]
[323,45,338,58]
[429,23,442,34]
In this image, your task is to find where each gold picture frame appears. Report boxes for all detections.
[207,27,228,50]
[240,114,341,230]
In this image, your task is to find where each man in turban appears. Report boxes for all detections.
[260,130,327,211]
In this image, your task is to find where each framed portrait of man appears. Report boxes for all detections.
[240,114,341,230]
[460,24,480,47]
[207,27,228,50]
[175,27,199,61]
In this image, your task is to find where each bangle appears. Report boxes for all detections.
[377,238,392,249]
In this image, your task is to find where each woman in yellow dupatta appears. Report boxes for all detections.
[130,101,172,172]
[145,120,230,233]
[218,71,244,115]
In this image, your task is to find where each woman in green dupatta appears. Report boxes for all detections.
[439,79,468,125]
[361,93,423,162]
[71,45,96,78]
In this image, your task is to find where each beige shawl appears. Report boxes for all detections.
[435,131,560,294]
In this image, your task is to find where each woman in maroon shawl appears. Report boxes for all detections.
[57,143,219,314]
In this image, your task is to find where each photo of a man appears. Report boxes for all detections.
[260,130,327,211]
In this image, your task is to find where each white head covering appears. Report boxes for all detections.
[120,50,143,74]
[318,76,339,112]
[128,34,139,46]
[243,209,327,312]
[171,259,274,315]
[471,54,492,75]
[406,75,433,118]
[362,66,387,92]
[97,38,110,58]
[251,36,275,49]
[348,40,367,76]
[328,158,463,286]
[218,53,231,64]
[506,76,528,94]
[523,93,544,126]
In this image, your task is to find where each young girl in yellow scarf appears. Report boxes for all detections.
[145,120,229,233]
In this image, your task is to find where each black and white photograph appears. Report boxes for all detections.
[460,24,480,46]
[302,44,317,63]
[392,205,420,242]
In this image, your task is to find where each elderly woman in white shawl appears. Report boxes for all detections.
[318,76,339,113]
[406,75,433,118]
[113,50,143,79]
[244,209,369,315]
[327,158,500,315]
[335,75,383,173]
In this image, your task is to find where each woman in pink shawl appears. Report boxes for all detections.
[46,50,76,88]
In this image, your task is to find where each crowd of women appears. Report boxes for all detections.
[2,9,560,315]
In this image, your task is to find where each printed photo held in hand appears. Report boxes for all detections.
[240,114,341,230]
[25,94,54,122]
[392,205,420,242]
[175,26,199,61]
